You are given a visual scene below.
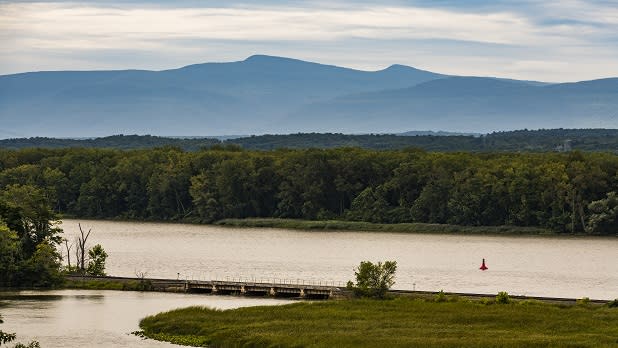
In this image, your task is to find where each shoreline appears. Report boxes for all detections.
[58,216,616,237]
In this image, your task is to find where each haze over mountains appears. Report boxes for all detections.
[1,55,616,138]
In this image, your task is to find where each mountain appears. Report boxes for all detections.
[0,55,443,138]
[286,77,618,133]
[0,55,616,138]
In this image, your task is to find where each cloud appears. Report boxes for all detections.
[0,1,617,81]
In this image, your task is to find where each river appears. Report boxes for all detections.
[0,290,292,347]
[2,219,617,347]
[60,219,618,299]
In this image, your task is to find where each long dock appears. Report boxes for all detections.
[65,275,613,304]
[66,275,342,299]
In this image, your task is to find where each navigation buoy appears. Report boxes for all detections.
[479,258,488,271]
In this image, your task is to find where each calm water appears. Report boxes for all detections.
[3,219,616,347]
[59,219,618,299]
[0,290,292,347]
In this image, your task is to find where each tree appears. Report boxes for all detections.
[347,260,397,299]
[86,244,108,276]
[0,185,63,287]
[0,223,20,287]
[74,223,91,274]
[21,242,63,287]
[587,192,618,234]
[0,184,62,256]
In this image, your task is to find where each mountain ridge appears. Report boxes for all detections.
[0,55,616,138]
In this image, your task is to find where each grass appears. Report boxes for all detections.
[140,297,618,347]
[64,278,154,291]
[216,218,552,235]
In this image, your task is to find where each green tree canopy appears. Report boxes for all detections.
[347,260,397,298]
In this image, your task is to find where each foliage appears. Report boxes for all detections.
[12,342,40,348]
[140,297,618,347]
[3,129,618,152]
[0,315,39,348]
[1,146,617,234]
[86,244,108,276]
[347,260,397,298]
[495,291,511,304]
[64,278,153,291]
[434,290,447,302]
[607,299,618,308]
[587,192,618,234]
[0,184,63,287]
[217,218,550,234]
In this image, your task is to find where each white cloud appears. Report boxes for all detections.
[0,1,617,81]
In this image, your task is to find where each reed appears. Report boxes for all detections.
[217,218,551,235]
[140,297,618,347]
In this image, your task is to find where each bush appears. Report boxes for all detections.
[577,297,590,306]
[434,290,447,302]
[607,299,618,308]
[347,260,397,299]
[496,291,511,304]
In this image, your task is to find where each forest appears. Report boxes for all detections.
[0,146,616,235]
[1,129,618,152]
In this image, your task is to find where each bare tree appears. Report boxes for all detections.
[75,223,91,273]
[63,238,73,269]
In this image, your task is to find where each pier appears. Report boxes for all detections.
[66,275,343,299]
[65,275,613,304]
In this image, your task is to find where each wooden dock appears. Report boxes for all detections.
[65,275,613,304]
[65,275,342,299]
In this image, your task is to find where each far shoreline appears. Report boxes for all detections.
[58,216,617,238]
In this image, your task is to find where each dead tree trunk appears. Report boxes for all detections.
[75,223,91,274]
[63,239,73,269]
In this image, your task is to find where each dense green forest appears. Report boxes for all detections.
[1,129,617,152]
[0,184,64,287]
[0,147,616,235]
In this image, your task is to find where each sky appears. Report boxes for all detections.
[1,0,618,82]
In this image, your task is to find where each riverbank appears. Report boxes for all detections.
[216,218,555,235]
[139,296,618,347]
[62,216,612,236]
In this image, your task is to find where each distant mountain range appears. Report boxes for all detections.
[0,55,616,138]
[2,129,617,153]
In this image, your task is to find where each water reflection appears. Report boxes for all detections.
[1,290,293,348]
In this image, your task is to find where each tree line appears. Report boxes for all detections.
[0,147,617,235]
[1,129,618,152]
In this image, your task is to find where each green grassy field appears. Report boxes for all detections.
[139,297,618,347]
[64,278,154,291]
[216,218,552,235]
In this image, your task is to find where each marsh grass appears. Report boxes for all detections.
[64,279,153,291]
[140,297,618,347]
[216,218,551,235]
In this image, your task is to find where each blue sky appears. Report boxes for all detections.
[1,0,617,81]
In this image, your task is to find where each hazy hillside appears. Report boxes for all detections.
[0,55,444,138]
[1,55,616,138]
[1,129,617,153]
[287,77,618,133]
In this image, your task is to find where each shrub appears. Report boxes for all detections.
[347,260,397,299]
[496,291,511,304]
[607,299,618,308]
[576,297,590,306]
[434,290,447,302]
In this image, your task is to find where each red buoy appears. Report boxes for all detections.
[479,258,488,271]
